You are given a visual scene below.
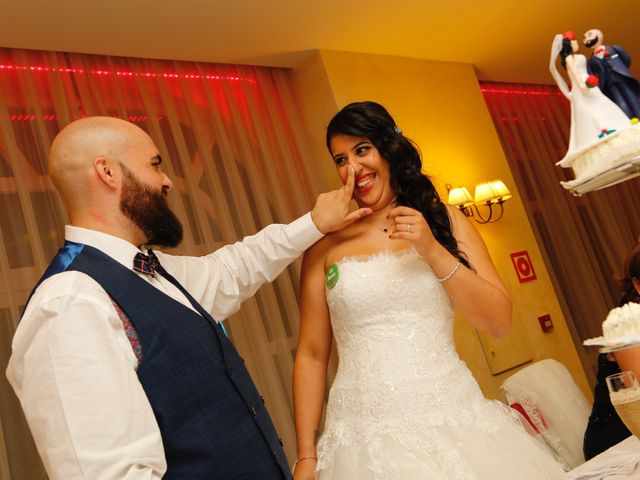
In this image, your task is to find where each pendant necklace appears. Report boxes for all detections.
[366,219,392,233]
[365,201,396,233]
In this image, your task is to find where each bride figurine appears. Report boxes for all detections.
[549,31,632,168]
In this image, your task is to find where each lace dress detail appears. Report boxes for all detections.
[316,249,567,479]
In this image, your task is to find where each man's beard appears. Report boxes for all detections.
[585,37,598,48]
[119,166,183,248]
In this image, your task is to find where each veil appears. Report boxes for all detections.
[549,34,571,99]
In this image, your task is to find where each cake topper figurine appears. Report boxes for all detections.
[584,29,640,121]
[550,32,630,162]
[549,31,640,192]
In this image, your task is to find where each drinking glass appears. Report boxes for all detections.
[607,371,640,437]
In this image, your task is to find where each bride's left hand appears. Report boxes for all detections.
[388,206,439,260]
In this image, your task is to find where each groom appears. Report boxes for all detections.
[6,116,370,480]
[583,28,640,120]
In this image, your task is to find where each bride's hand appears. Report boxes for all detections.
[293,458,318,480]
[388,206,438,260]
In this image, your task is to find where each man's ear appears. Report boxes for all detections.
[632,277,640,295]
[94,157,118,188]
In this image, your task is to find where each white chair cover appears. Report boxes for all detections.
[501,359,591,470]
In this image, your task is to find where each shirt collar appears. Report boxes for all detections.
[65,225,146,271]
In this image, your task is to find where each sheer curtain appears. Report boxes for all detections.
[481,82,640,383]
[0,47,326,479]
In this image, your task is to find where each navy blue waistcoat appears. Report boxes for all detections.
[33,242,292,480]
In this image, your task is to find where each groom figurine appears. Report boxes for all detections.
[6,116,370,480]
[583,28,640,120]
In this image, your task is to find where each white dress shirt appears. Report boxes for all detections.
[6,213,322,480]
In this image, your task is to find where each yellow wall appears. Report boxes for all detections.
[292,50,591,401]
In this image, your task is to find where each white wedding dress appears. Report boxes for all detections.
[316,249,568,479]
[562,54,631,162]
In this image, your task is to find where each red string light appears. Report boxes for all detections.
[480,85,562,96]
[9,114,163,122]
[0,64,255,83]
[0,64,85,74]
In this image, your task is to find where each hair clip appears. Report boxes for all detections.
[394,125,402,135]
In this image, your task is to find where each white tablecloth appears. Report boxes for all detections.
[569,436,640,480]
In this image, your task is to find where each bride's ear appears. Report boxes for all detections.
[632,277,640,295]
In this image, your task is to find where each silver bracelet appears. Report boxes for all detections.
[292,456,317,473]
[437,261,462,283]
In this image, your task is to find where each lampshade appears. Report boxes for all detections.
[489,180,512,201]
[447,186,473,207]
[447,179,510,223]
[474,182,497,205]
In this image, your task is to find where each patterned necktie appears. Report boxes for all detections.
[133,250,229,336]
[133,251,162,277]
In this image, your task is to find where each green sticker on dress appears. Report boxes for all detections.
[326,263,339,289]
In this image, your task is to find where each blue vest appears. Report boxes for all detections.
[32,242,292,479]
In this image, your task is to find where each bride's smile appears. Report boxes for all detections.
[329,134,395,211]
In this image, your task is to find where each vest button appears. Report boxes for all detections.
[251,405,257,416]
[279,437,284,446]
[260,395,265,404]
[272,449,278,458]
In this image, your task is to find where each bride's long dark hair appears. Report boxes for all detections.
[560,37,574,69]
[326,101,470,269]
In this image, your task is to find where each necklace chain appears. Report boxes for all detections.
[366,219,392,233]
[364,201,396,233]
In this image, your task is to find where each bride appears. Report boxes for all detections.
[292,101,568,479]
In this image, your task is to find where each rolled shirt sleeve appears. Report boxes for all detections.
[157,212,323,320]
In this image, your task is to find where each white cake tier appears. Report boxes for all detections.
[558,123,640,188]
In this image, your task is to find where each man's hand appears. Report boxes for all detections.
[310,165,372,234]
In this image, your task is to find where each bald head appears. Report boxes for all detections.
[48,116,176,244]
[49,116,152,207]
[584,29,603,49]
[50,117,144,182]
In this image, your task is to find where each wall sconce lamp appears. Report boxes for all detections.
[446,180,512,224]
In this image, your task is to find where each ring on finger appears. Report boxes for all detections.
[406,224,411,233]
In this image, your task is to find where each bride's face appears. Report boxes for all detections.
[330,134,395,211]
[571,39,579,53]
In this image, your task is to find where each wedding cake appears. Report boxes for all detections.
[557,124,640,191]
[602,302,640,339]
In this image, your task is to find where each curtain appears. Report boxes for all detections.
[0,47,327,479]
[481,82,640,384]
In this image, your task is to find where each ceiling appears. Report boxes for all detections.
[0,0,638,84]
